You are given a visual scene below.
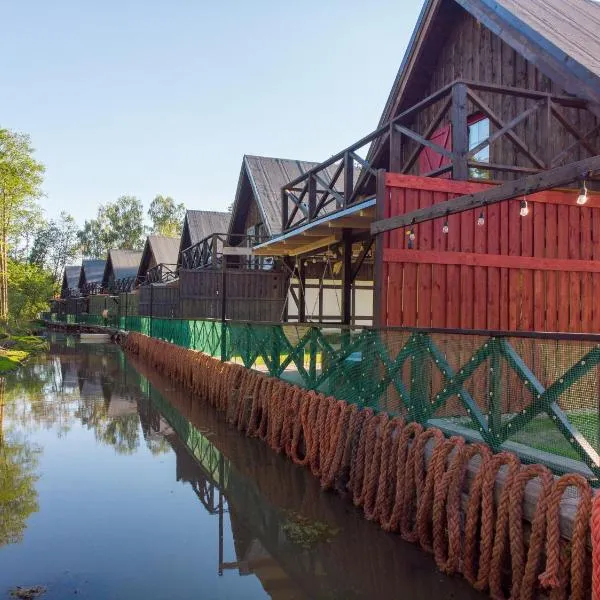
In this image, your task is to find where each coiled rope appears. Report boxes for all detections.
[123,332,600,600]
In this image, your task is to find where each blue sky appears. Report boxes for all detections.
[1,0,421,226]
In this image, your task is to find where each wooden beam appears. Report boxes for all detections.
[341,229,352,326]
[327,216,372,229]
[467,89,546,169]
[389,123,403,172]
[286,234,342,257]
[383,248,600,273]
[401,96,452,174]
[371,154,600,235]
[451,82,469,180]
[394,123,454,160]
[550,103,599,159]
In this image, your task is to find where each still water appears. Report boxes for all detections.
[0,336,483,600]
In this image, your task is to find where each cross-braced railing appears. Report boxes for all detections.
[281,79,593,233]
[107,276,138,294]
[180,233,265,270]
[144,263,178,285]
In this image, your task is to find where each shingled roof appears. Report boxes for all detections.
[137,235,180,280]
[177,210,230,267]
[78,259,106,288]
[102,249,143,287]
[229,155,340,237]
[62,265,80,291]
[378,0,600,129]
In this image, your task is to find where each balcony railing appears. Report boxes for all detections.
[180,233,266,270]
[144,263,178,285]
[280,79,591,234]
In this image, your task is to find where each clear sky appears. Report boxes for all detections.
[1,0,422,226]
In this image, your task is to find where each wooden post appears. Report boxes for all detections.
[308,175,317,220]
[281,188,289,232]
[373,169,386,327]
[298,258,306,323]
[343,152,354,208]
[389,124,403,172]
[342,229,352,326]
[451,83,469,180]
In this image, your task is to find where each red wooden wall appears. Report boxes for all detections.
[381,174,600,332]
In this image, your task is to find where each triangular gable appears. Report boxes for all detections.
[78,259,106,288]
[379,0,600,130]
[177,210,230,268]
[137,236,180,280]
[102,250,142,287]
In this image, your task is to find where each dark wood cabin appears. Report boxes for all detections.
[177,210,230,270]
[60,265,81,299]
[257,0,600,333]
[137,235,182,318]
[78,259,106,296]
[102,249,143,293]
[137,235,180,284]
[179,159,298,322]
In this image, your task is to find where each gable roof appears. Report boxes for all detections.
[62,266,80,291]
[79,259,106,288]
[378,0,600,130]
[183,210,230,247]
[137,235,180,280]
[229,155,336,237]
[103,250,143,285]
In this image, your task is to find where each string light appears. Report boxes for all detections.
[442,217,449,234]
[577,180,589,205]
[407,219,416,249]
[519,198,529,217]
[477,210,485,226]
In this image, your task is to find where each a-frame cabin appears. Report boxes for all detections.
[256,0,600,333]
[61,265,81,299]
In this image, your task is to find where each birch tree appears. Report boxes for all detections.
[0,129,44,321]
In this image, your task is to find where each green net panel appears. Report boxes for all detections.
[48,312,600,482]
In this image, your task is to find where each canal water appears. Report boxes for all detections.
[0,336,483,600]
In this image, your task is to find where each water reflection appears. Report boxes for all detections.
[0,336,482,599]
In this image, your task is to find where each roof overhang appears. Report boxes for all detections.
[253,198,376,257]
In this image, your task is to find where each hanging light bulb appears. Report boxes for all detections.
[477,210,485,226]
[407,228,416,249]
[442,218,449,234]
[577,181,589,205]
[520,198,529,217]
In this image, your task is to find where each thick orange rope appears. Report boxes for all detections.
[122,333,597,600]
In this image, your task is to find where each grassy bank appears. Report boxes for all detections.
[0,333,48,373]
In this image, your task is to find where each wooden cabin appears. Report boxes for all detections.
[177,210,230,269]
[137,235,180,284]
[60,265,81,299]
[102,249,143,293]
[255,0,600,333]
[137,235,181,318]
[78,259,106,296]
[179,162,293,322]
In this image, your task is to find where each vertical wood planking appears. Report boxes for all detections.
[568,205,582,332]
[402,188,419,326]
[557,204,570,331]
[532,201,546,331]
[508,199,521,330]
[520,197,534,329]
[417,189,433,327]
[499,200,510,329]
[431,192,447,327]
[592,208,600,332]
[387,188,405,326]
[580,206,593,331]
[545,203,558,331]
[445,197,461,328]
[486,202,500,329]
[460,208,474,328]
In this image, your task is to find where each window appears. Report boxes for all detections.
[468,115,490,179]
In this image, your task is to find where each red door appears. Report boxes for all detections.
[418,124,451,177]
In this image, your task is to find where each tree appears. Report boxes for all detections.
[0,129,45,321]
[148,195,185,238]
[78,195,145,257]
[29,212,79,282]
[7,260,57,323]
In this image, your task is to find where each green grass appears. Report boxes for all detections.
[0,349,29,372]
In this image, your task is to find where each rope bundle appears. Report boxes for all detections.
[124,332,599,600]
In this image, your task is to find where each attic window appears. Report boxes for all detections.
[468,114,490,179]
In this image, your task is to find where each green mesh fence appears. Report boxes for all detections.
[47,312,600,481]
